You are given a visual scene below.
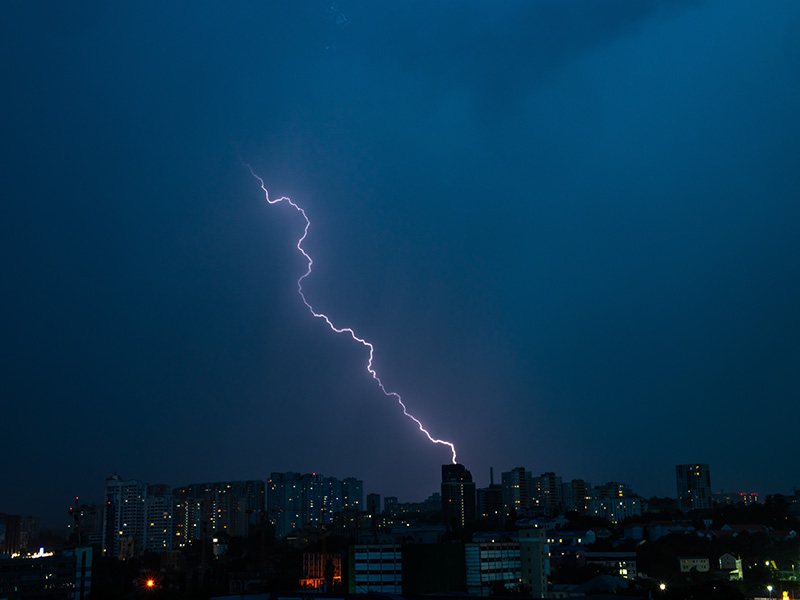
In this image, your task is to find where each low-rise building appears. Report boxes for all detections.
[350,544,402,593]
[679,556,710,573]
[584,551,637,579]
[0,547,92,600]
[465,539,521,596]
[719,553,743,580]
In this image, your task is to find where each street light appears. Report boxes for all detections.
[768,584,773,600]
[659,582,666,591]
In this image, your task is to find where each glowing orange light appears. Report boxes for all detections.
[146,579,155,588]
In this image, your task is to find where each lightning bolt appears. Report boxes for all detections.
[246,164,457,464]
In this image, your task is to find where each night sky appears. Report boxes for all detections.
[3,1,799,527]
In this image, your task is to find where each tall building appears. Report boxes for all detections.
[561,479,593,515]
[534,472,562,514]
[338,477,364,512]
[174,480,265,542]
[676,464,712,511]
[366,493,381,515]
[268,473,363,538]
[145,484,174,553]
[441,464,476,532]
[501,467,532,516]
[476,485,504,530]
[102,475,148,558]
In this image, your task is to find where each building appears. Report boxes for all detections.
[719,553,744,580]
[301,552,342,590]
[0,547,92,600]
[338,477,363,512]
[518,526,548,598]
[477,485,504,530]
[351,544,402,593]
[585,551,637,579]
[712,491,759,506]
[102,475,148,558]
[561,479,593,514]
[0,514,39,555]
[502,467,532,516]
[174,480,264,542]
[268,473,362,538]
[534,472,562,514]
[679,556,710,573]
[676,464,712,511]
[442,464,476,532]
[145,484,174,553]
[366,493,381,515]
[465,539,521,596]
[588,496,644,524]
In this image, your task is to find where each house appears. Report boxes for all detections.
[718,553,743,581]
[678,556,710,573]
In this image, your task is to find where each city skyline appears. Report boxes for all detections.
[7,460,785,530]
[3,1,799,530]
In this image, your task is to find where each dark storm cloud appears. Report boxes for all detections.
[1,1,798,526]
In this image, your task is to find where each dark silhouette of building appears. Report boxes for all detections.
[441,464,476,532]
[676,464,712,511]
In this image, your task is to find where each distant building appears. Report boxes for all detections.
[0,547,92,600]
[366,493,381,515]
[561,479,593,514]
[442,464,476,532]
[102,474,148,558]
[719,552,744,580]
[502,467,532,516]
[679,556,710,573]
[712,491,758,506]
[0,514,39,555]
[267,473,362,538]
[534,472,562,514]
[175,480,264,542]
[477,485,504,529]
[588,496,644,524]
[384,496,398,515]
[587,482,644,524]
[585,551,637,579]
[676,464,712,511]
[145,484,174,553]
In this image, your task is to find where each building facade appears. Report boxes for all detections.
[441,464,476,532]
[676,464,712,511]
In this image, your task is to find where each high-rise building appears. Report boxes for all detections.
[501,468,532,516]
[441,464,476,532]
[102,474,148,558]
[676,464,712,511]
[145,484,174,553]
[534,472,562,513]
[268,473,363,538]
[339,477,364,512]
[476,485,504,530]
[561,479,593,514]
[174,480,265,542]
[366,493,381,515]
